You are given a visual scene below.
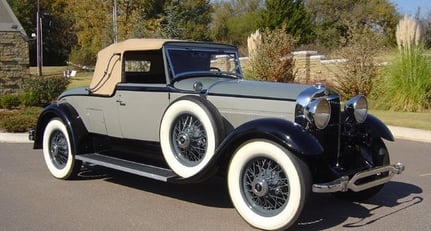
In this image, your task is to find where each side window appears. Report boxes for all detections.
[123,50,165,84]
[125,60,151,72]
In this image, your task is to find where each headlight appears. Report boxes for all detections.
[345,95,368,123]
[305,98,331,129]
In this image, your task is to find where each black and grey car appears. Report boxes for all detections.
[30,39,404,230]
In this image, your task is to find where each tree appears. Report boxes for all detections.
[8,0,76,66]
[258,0,314,45]
[161,0,212,41]
[305,0,399,48]
[66,0,112,65]
[211,0,263,50]
[420,9,431,49]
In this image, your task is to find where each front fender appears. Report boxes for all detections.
[173,118,323,183]
[217,118,324,157]
[33,103,91,154]
[364,114,394,141]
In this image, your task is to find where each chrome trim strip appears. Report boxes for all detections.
[312,163,405,193]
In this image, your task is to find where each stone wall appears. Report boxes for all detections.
[239,51,347,85]
[0,32,29,95]
[292,51,346,85]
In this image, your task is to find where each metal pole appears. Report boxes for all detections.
[113,0,118,43]
[36,0,42,76]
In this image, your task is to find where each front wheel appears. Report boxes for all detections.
[334,138,390,201]
[227,140,310,231]
[42,118,81,179]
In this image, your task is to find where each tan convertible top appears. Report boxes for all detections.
[89,39,177,95]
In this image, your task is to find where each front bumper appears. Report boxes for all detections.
[312,163,405,193]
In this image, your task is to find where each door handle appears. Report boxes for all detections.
[116,99,126,106]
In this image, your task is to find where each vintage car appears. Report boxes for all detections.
[30,39,404,230]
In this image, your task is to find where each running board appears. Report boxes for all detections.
[76,153,178,182]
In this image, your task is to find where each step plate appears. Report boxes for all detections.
[76,153,177,182]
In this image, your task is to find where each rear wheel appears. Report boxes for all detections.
[43,118,81,179]
[227,140,310,231]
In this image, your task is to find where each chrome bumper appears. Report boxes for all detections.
[312,163,405,193]
[28,128,36,141]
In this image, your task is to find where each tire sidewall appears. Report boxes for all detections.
[227,140,307,230]
[43,118,75,179]
[160,96,221,178]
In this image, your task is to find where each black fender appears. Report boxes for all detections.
[363,114,394,141]
[216,118,324,158]
[33,103,92,154]
[172,118,323,183]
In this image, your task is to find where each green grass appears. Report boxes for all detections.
[370,110,431,130]
[67,74,92,89]
[29,66,93,89]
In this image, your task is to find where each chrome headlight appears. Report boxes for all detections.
[305,98,331,129]
[345,95,368,123]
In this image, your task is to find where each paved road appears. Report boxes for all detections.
[0,140,429,231]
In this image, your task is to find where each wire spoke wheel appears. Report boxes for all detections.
[172,113,207,166]
[49,130,69,169]
[242,157,290,217]
[160,96,224,178]
[43,118,81,179]
[228,140,310,231]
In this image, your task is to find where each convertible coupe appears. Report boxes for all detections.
[30,39,404,230]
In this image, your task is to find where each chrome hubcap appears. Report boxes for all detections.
[252,178,269,197]
[176,133,191,149]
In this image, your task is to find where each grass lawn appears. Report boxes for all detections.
[29,66,93,89]
[369,110,431,130]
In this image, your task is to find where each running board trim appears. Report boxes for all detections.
[76,153,178,182]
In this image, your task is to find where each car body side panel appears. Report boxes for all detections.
[60,95,122,138]
[116,85,169,141]
[207,95,296,129]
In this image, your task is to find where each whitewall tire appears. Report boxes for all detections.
[160,96,223,178]
[227,140,310,231]
[43,118,81,179]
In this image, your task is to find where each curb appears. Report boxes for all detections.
[387,126,431,143]
[0,132,32,143]
[0,126,430,144]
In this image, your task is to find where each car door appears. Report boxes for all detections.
[115,50,170,141]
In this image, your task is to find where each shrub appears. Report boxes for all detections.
[376,16,431,112]
[377,46,431,112]
[20,76,70,106]
[246,28,297,82]
[332,22,384,99]
[0,107,42,133]
[0,95,21,109]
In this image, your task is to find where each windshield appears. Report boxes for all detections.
[165,45,243,79]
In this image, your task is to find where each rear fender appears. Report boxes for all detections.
[33,103,91,154]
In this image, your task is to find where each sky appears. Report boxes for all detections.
[390,0,431,17]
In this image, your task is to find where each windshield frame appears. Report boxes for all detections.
[164,42,243,80]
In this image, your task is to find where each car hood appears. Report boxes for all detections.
[205,79,310,101]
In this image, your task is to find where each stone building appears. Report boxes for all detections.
[0,0,30,95]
